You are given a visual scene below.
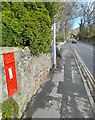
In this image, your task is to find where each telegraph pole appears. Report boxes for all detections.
[53,22,56,69]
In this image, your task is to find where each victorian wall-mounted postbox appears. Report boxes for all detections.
[3,52,18,97]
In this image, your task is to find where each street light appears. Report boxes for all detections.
[53,22,56,69]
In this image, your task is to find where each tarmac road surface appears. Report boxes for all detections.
[68,39,94,77]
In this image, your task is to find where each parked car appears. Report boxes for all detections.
[72,39,77,44]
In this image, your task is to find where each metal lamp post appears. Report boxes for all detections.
[53,22,56,69]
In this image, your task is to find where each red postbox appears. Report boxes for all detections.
[3,52,18,97]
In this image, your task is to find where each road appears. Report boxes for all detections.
[68,39,94,77]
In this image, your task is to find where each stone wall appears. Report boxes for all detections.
[1,47,51,118]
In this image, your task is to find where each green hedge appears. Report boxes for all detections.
[2,2,52,55]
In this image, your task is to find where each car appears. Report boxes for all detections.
[72,39,77,44]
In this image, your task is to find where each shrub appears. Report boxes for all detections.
[1,98,19,118]
[2,2,52,55]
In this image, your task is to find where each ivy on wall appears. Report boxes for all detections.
[2,2,52,55]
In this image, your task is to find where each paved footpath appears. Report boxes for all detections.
[22,44,94,119]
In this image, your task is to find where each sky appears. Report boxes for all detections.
[71,0,95,29]
[72,17,81,29]
[71,16,81,29]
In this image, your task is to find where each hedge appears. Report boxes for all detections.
[2,2,52,55]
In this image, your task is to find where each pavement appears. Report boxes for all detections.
[22,44,94,119]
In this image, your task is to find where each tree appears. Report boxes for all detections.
[56,2,80,41]
[44,2,63,24]
[78,2,95,40]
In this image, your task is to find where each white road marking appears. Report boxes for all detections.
[72,69,75,84]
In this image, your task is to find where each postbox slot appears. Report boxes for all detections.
[8,67,13,80]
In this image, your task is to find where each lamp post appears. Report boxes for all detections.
[93,2,95,26]
[53,22,56,69]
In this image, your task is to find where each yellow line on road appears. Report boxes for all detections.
[74,49,95,89]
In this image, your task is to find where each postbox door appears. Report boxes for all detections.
[3,53,18,97]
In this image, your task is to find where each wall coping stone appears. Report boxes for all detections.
[0,47,19,55]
